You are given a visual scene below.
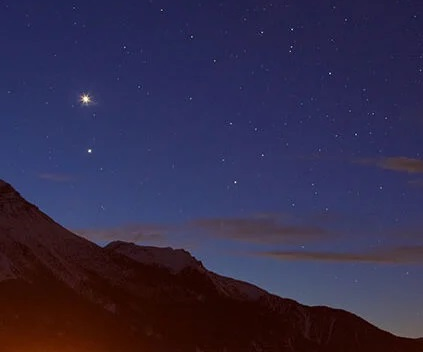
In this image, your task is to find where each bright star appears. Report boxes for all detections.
[80,94,92,105]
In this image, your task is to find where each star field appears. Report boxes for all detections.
[1,0,423,337]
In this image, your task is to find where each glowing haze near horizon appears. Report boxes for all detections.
[1,0,423,338]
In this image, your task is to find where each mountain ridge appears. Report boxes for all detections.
[0,179,422,352]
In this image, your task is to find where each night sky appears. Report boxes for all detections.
[1,0,423,338]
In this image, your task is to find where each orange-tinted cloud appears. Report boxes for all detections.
[189,215,332,244]
[357,157,423,173]
[38,173,75,182]
[258,245,423,264]
[77,224,168,243]
[408,179,423,188]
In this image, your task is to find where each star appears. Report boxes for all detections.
[87,148,93,154]
[80,93,92,105]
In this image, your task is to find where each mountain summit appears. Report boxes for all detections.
[0,179,421,352]
[0,180,35,215]
[105,240,205,273]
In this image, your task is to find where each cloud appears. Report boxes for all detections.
[38,173,75,182]
[408,179,423,188]
[189,215,332,244]
[75,213,335,248]
[77,224,168,244]
[356,157,423,174]
[258,245,423,265]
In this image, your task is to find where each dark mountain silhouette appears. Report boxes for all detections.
[0,179,422,352]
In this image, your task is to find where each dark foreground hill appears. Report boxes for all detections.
[0,180,421,352]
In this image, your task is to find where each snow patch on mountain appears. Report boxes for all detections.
[106,241,205,273]
[106,240,267,301]
[208,272,267,301]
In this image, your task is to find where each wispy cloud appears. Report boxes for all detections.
[258,245,423,265]
[189,214,332,244]
[38,173,75,182]
[77,224,169,244]
[408,179,423,188]
[74,213,335,248]
[356,157,423,174]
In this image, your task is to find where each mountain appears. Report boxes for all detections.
[0,179,422,352]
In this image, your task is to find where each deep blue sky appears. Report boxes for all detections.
[1,0,423,338]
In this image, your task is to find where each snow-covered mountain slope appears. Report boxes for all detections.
[106,241,267,301]
[0,181,128,293]
[0,179,422,352]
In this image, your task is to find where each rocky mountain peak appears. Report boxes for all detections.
[106,240,206,273]
[0,180,35,217]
